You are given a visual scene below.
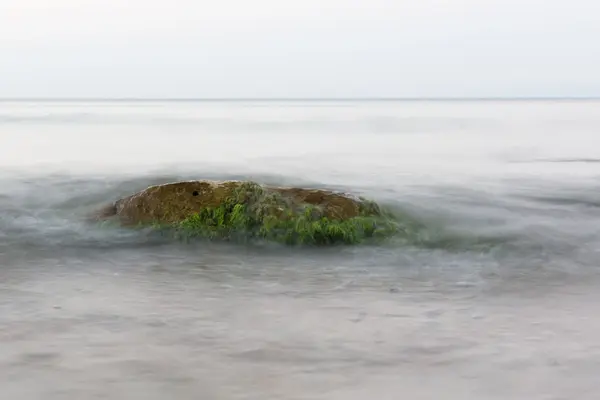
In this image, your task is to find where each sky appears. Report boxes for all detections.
[1,0,599,98]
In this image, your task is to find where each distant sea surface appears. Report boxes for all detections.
[1,99,600,399]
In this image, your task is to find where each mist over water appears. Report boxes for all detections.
[1,100,600,399]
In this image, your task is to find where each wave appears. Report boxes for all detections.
[0,112,495,134]
[531,158,600,164]
[0,172,527,255]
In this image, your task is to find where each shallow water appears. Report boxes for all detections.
[1,99,600,399]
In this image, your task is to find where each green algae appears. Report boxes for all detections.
[166,182,398,245]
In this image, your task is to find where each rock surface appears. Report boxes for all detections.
[97,180,394,245]
[104,180,380,226]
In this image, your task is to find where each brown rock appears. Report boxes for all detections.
[100,180,379,226]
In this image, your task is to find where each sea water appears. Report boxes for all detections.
[1,99,600,399]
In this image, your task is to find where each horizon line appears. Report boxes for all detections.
[1,96,599,102]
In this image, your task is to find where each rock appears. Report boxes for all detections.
[98,180,396,245]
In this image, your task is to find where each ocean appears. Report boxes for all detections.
[1,99,600,399]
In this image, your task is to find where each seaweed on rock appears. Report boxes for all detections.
[174,182,397,245]
[101,180,399,246]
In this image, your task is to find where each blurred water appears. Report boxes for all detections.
[1,100,600,399]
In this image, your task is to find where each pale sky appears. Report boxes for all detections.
[1,0,599,98]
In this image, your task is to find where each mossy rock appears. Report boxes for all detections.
[98,180,398,245]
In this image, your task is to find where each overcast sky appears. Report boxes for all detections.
[1,0,599,98]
